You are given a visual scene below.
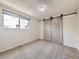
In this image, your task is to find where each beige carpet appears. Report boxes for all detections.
[0,40,79,59]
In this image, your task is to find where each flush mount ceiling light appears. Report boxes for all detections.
[38,4,47,12]
[38,0,47,12]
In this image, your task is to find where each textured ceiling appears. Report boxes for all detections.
[0,0,79,20]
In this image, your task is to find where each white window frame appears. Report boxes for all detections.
[3,9,30,29]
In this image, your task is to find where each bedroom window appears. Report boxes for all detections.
[3,13,19,28]
[3,10,30,29]
[20,18,29,29]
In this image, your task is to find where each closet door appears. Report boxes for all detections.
[51,17,63,44]
[44,17,63,44]
[44,19,52,41]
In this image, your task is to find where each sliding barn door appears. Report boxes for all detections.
[51,17,63,44]
[44,17,63,44]
[44,19,52,41]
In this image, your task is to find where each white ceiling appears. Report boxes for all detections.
[0,0,79,20]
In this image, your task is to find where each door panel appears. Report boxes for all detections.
[51,17,63,44]
[44,17,63,44]
[44,20,52,41]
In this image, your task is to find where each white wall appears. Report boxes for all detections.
[63,13,79,50]
[76,12,79,50]
[0,4,38,52]
[63,14,78,49]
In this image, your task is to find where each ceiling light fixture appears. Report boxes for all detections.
[38,4,47,12]
[38,0,47,12]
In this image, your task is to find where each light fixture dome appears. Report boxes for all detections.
[38,4,47,12]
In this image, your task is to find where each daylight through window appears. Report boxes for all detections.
[3,10,30,29]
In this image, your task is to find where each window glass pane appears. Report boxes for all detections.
[20,18,29,29]
[4,14,19,28]
[3,10,30,29]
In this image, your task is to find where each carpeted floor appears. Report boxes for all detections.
[0,40,79,59]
